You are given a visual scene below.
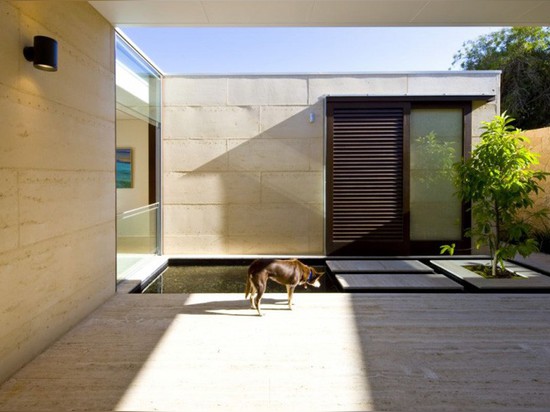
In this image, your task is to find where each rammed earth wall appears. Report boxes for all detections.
[162,73,500,255]
[0,2,115,383]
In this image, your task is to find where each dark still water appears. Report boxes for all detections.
[142,265,337,293]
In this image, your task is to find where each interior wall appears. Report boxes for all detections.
[162,72,500,255]
[0,1,115,383]
[116,117,150,214]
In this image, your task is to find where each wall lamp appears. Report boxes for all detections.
[23,36,58,72]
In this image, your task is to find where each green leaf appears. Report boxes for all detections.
[440,244,456,256]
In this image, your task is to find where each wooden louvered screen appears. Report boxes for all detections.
[326,100,410,255]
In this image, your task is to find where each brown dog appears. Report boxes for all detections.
[245,259,324,316]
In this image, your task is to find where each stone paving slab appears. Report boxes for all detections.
[1,294,550,411]
[512,252,550,275]
[327,259,434,273]
[335,273,464,291]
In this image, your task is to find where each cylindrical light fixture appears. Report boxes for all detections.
[23,35,58,72]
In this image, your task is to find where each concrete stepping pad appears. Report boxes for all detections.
[335,273,464,291]
[327,259,434,274]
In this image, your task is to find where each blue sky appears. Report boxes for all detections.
[120,27,502,74]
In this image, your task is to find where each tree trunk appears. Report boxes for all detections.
[493,198,500,278]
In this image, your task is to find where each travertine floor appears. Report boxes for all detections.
[0,293,549,411]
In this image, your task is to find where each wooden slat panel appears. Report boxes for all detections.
[330,106,404,244]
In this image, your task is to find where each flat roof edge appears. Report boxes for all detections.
[326,94,496,102]
[164,71,502,77]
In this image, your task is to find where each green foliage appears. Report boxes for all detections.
[452,27,550,130]
[440,243,456,256]
[453,114,549,276]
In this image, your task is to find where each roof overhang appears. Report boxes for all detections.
[326,95,496,103]
[88,0,550,27]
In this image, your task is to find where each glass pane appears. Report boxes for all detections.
[116,203,159,281]
[115,33,161,281]
[115,36,161,125]
[410,108,462,240]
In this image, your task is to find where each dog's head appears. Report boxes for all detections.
[305,266,324,288]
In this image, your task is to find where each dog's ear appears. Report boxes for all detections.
[307,267,324,288]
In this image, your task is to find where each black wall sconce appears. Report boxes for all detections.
[23,35,58,72]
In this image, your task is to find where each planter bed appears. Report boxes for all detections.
[431,259,550,292]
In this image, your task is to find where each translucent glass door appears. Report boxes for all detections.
[409,108,463,241]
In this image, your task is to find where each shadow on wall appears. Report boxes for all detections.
[163,103,325,255]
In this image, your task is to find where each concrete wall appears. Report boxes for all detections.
[163,72,500,255]
[0,1,115,383]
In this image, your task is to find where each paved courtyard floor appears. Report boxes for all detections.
[0,293,549,411]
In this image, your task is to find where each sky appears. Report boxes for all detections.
[120,26,502,75]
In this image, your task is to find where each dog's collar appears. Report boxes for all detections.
[307,269,314,283]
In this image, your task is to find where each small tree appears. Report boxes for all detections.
[453,114,549,277]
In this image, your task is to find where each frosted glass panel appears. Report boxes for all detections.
[410,109,462,240]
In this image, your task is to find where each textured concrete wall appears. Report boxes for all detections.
[163,73,500,255]
[0,2,115,383]
[163,76,323,254]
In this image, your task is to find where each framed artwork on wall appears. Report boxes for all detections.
[116,148,133,188]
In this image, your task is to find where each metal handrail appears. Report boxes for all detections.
[117,202,159,219]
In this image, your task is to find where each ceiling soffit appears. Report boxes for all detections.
[89,1,550,27]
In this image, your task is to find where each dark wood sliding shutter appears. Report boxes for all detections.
[326,100,410,255]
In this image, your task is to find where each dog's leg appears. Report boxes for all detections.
[286,285,296,310]
[249,283,257,309]
[254,280,266,316]
[245,275,251,299]
[245,275,256,308]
